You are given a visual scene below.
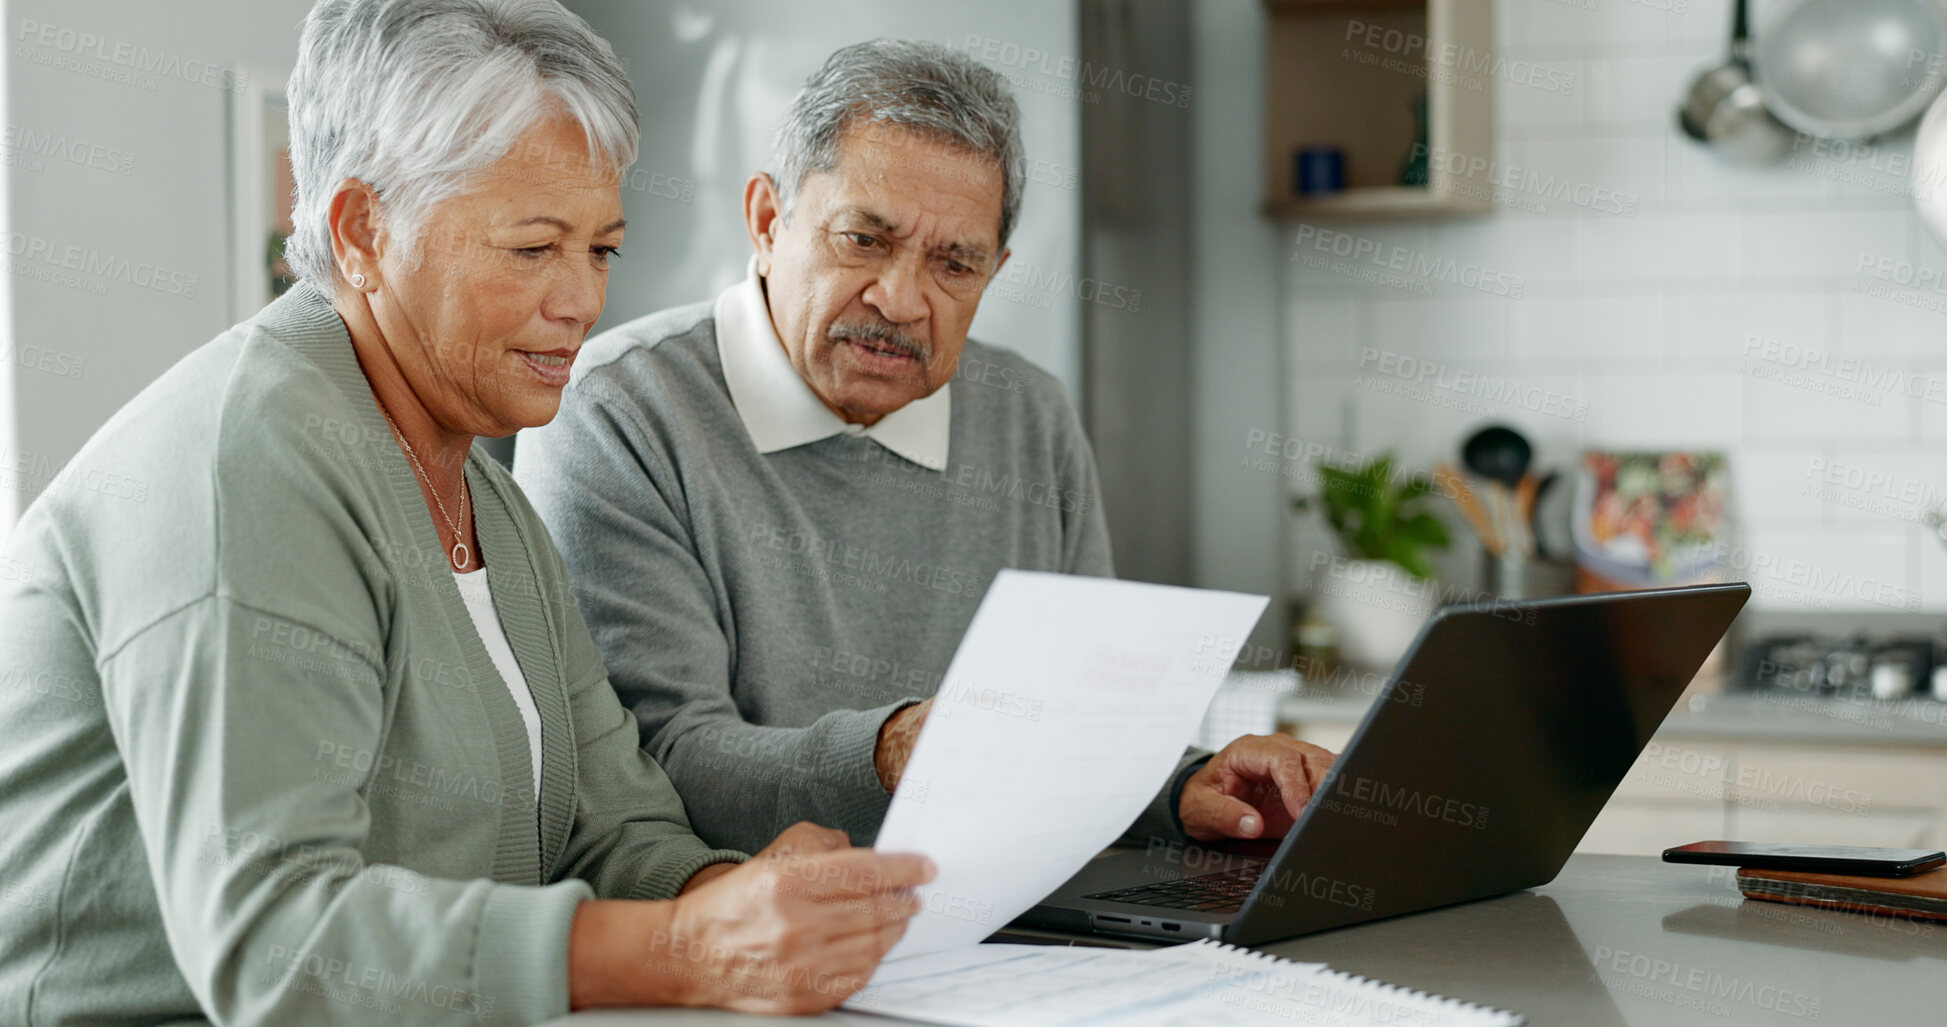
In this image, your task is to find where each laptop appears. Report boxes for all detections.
[1016,582,1751,946]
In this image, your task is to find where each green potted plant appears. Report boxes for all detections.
[1292,454,1451,669]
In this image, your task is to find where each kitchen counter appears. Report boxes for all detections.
[1265,669,1947,855]
[1278,683,1947,748]
[537,855,1947,1025]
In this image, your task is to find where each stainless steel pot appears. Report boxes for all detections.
[1756,0,1947,142]
[1678,0,1794,163]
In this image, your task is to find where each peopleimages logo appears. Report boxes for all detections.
[0,342,85,381]
[5,232,198,297]
[1329,773,1490,829]
[1344,19,1577,94]
[953,35,1191,108]
[1294,225,1527,299]
[1803,457,1947,521]
[2,124,137,176]
[1356,347,1587,422]
[1743,330,1947,406]
[1593,945,1822,1020]
[16,20,249,93]
[1410,144,1639,217]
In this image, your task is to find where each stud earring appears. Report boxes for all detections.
[349,272,367,289]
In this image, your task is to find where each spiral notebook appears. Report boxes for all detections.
[843,938,1523,1026]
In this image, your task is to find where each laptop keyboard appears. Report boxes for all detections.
[1084,863,1265,913]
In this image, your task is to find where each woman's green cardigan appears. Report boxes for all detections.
[0,283,745,1025]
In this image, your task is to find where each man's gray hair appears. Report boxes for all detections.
[771,39,1024,248]
[284,0,638,287]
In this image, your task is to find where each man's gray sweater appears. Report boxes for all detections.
[515,300,1201,854]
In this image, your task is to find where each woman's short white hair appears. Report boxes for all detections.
[284,0,638,287]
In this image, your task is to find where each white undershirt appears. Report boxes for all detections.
[451,569,542,801]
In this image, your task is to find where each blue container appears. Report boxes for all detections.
[1295,146,1345,196]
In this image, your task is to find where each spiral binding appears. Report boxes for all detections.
[1180,938,1526,1025]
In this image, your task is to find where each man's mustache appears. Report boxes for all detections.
[828,319,931,363]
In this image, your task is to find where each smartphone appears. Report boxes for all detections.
[1662,841,1947,877]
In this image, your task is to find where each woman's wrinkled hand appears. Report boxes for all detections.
[658,822,936,1014]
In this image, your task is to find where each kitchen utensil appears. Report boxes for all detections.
[1462,425,1533,557]
[1529,470,1560,559]
[1755,0,1947,141]
[1435,463,1500,556]
[1461,425,1533,490]
[1678,0,1794,163]
[1513,473,1541,559]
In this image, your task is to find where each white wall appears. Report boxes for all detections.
[562,0,1084,393]
[4,0,315,536]
[1190,0,1289,648]
[1282,0,1947,616]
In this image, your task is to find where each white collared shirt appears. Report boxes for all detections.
[714,259,951,471]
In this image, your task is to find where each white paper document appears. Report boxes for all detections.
[844,940,1522,1027]
[873,570,1267,961]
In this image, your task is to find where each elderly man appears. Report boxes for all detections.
[516,39,1333,856]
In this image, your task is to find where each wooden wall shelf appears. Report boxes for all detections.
[1262,0,1495,220]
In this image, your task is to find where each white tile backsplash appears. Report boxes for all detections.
[1585,51,1715,129]
[1837,287,1947,357]
[1920,385,1947,438]
[1730,452,1829,524]
[1521,132,1669,207]
[1366,298,1512,363]
[1735,529,1918,614]
[1582,371,1746,446]
[1667,0,1733,47]
[1921,531,1947,610]
[1519,0,1674,49]
[1285,297,1362,367]
[1744,365,1914,441]
[1668,133,1836,202]
[1281,0,1947,611]
[1289,374,1356,444]
[1509,294,1665,363]
[1496,56,1586,129]
[1666,290,1828,364]
[1572,211,1744,282]
[1739,208,1914,280]
[1515,0,1731,50]
[1815,451,1947,525]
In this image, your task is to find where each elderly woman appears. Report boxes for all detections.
[0,1,930,1024]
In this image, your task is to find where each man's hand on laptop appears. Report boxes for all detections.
[1180,735,1338,842]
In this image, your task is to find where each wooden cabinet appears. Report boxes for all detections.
[1261,0,1494,219]
[1570,739,1945,855]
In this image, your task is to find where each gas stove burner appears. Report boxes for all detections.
[1739,635,1937,702]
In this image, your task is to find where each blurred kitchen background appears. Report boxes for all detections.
[6,0,1947,853]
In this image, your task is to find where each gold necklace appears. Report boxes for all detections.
[376,403,473,571]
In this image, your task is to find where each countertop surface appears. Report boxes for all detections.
[536,854,1947,1025]
[1279,682,1947,747]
